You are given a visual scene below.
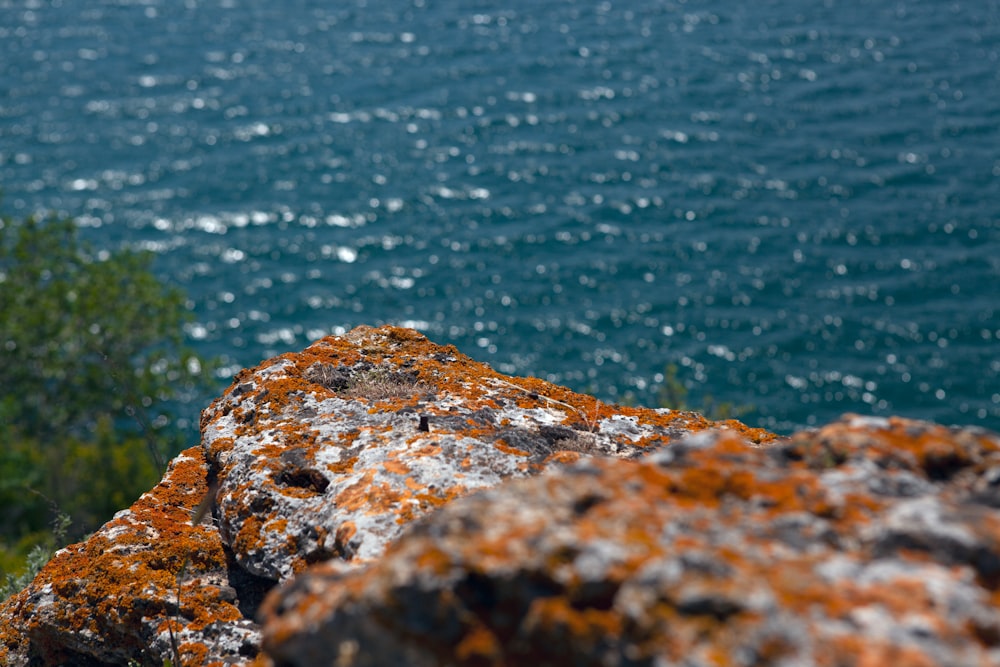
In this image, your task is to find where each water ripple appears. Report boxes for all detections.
[1,0,998,432]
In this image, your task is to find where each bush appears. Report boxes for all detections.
[655,363,754,420]
[0,211,218,591]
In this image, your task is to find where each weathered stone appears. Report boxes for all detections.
[1,325,770,665]
[0,447,261,666]
[201,325,768,586]
[5,326,995,666]
[259,416,1000,667]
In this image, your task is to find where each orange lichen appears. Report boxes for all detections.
[414,486,462,508]
[265,519,289,533]
[382,459,411,475]
[407,442,444,458]
[326,456,358,474]
[454,623,502,664]
[0,446,248,665]
[493,441,531,457]
[178,640,210,665]
[544,450,583,465]
[524,596,622,646]
[234,514,268,554]
[413,545,456,577]
[338,429,361,447]
[209,436,236,458]
[333,470,378,512]
[674,467,758,506]
[334,522,357,552]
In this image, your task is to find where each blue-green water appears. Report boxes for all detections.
[2,0,998,434]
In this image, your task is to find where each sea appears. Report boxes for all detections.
[2,0,998,436]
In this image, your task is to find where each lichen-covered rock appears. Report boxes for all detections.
[0,446,261,666]
[10,325,992,666]
[259,416,1000,667]
[200,325,770,584]
[1,325,769,666]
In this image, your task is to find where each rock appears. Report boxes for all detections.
[0,446,261,666]
[260,416,1000,667]
[4,326,997,666]
[0,325,772,666]
[202,325,770,586]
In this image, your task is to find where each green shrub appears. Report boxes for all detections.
[655,363,754,420]
[0,210,218,594]
[0,512,71,602]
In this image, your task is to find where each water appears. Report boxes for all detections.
[2,0,998,435]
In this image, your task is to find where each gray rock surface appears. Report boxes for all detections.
[2,325,770,665]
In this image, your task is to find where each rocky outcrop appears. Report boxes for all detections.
[262,418,1000,667]
[0,445,260,665]
[2,325,998,666]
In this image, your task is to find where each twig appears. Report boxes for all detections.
[168,557,187,667]
[165,481,217,667]
[490,377,604,433]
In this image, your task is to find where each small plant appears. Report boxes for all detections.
[346,367,428,400]
[655,364,754,420]
[1,510,71,602]
[305,362,429,401]
[303,362,352,392]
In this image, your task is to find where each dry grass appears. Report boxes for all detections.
[305,363,430,401]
